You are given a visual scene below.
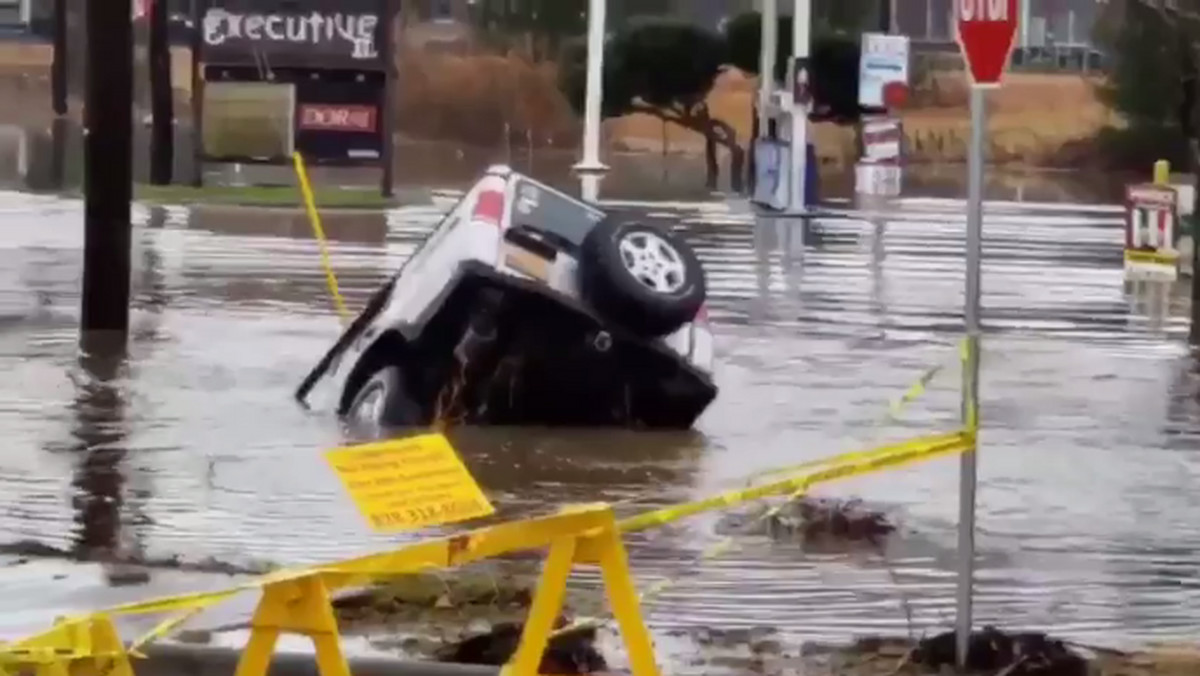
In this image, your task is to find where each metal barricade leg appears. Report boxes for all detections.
[83,616,135,676]
[236,575,351,676]
[595,529,659,676]
[506,537,577,675]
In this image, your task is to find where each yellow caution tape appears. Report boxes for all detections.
[597,338,975,630]
[127,606,208,657]
[555,429,975,635]
[0,335,976,664]
[293,151,351,324]
[618,430,970,534]
[618,338,962,509]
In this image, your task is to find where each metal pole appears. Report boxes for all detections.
[148,0,175,186]
[789,0,809,213]
[574,0,608,202]
[1020,0,1030,49]
[51,0,67,116]
[81,0,134,339]
[955,83,985,670]
[756,0,777,139]
[379,0,396,198]
[189,0,205,187]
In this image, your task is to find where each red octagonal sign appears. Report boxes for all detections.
[956,0,1019,86]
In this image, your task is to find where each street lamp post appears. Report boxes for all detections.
[574,0,609,202]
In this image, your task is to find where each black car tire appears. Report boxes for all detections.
[579,219,706,337]
[346,366,422,427]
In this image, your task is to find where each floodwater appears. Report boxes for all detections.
[2,183,1200,657]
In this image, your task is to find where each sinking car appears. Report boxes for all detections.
[295,166,716,429]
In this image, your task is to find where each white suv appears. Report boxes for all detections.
[296,166,717,429]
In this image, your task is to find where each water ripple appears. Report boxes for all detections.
[0,192,1198,647]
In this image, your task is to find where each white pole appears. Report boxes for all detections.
[789,0,810,212]
[1020,0,1030,48]
[16,127,28,180]
[574,0,608,202]
[756,0,777,139]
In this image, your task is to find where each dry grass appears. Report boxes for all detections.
[0,42,1116,168]
[394,48,578,148]
[610,69,1116,168]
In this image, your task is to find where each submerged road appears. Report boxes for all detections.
[0,190,1197,650]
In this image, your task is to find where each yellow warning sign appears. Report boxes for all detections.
[325,434,495,532]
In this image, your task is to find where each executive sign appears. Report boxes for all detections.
[201,0,386,70]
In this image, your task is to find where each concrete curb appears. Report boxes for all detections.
[139,644,499,676]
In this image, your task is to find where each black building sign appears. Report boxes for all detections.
[201,0,386,70]
[192,0,395,193]
[293,71,386,163]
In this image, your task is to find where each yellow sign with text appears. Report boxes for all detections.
[325,434,495,532]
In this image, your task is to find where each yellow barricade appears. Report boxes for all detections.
[0,432,976,676]
[1,504,661,676]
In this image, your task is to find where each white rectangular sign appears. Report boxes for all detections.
[861,116,903,163]
[858,33,910,108]
[855,163,902,197]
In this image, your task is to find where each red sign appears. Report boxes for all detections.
[298,104,377,133]
[861,117,902,164]
[955,0,1019,86]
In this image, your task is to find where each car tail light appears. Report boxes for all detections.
[472,189,505,227]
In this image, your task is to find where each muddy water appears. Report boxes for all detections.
[2,187,1199,651]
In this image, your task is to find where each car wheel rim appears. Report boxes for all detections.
[617,230,687,294]
[354,386,385,424]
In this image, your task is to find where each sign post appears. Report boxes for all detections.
[954,0,1017,668]
[854,33,910,205]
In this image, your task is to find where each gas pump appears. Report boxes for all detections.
[750,58,818,213]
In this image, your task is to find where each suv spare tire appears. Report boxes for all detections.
[579,219,706,337]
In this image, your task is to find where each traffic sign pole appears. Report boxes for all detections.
[955,82,985,670]
[953,0,1016,666]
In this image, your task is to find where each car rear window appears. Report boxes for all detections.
[510,177,605,248]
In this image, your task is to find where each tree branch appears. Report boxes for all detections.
[1135,0,1200,25]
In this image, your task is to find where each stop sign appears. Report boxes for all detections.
[956,0,1019,86]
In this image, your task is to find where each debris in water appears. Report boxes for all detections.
[715,496,895,547]
[815,629,1140,676]
[0,539,275,575]
[333,564,541,629]
[436,620,607,674]
[908,627,1088,676]
[104,564,151,587]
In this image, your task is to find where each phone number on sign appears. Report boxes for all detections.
[369,499,486,529]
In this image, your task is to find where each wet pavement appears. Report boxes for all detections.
[2,185,1200,652]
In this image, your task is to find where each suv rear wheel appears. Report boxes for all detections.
[579,219,706,337]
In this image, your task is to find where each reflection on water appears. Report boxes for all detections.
[69,337,130,561]
[2,189,1200,649]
